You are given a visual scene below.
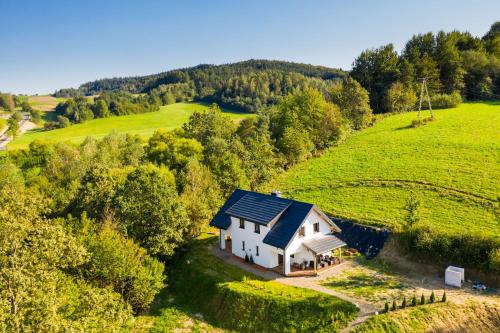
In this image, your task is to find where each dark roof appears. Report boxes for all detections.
[209,189,249,230]
[225,192,292,225]
[210,189,340,249]
[302,234,346,254]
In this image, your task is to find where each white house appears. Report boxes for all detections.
[210,189,346,276]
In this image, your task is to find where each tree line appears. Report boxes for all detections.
[351,22,500,113]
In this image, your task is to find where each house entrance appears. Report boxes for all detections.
[278,254,283,265]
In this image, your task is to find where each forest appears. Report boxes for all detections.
[0,22,498,332]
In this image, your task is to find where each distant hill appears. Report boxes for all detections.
[55,60,346,112]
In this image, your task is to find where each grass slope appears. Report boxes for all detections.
[143,234,358,333]
[8,102,250,150]
[273,102,500,239]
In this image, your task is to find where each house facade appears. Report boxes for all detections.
[210,189,346,275]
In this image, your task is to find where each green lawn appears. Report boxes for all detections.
[139,234,358,333]
[272,102,500,239]
[8,102,250,150]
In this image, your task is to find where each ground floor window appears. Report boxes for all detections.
[242,241,245,251]
[256,246,259,256]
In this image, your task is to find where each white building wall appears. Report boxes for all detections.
[285,210,335,272]
[229,216,280,268]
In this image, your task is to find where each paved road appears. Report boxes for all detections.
[0,113,36,150]
[211,246,378,332]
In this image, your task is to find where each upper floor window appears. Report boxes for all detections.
[239,218,245,229]
[299,226,305,237]
[254,223,260,234]
[313,222,319,233]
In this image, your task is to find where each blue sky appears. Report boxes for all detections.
[1,0,498,94]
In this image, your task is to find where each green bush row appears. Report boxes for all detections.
[430,92,462,109]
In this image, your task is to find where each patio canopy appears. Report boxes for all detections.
[302,234,346,255]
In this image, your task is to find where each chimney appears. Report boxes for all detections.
[271,190,282,198]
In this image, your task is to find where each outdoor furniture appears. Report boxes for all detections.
[309,260,314,268]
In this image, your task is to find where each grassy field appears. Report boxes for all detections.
[272,102,500,239]
[28,95,65,111]
[138,234,358,332]
[8,102,250,150]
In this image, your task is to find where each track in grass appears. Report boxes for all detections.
[8,102,251,150]
[273,102,500,239]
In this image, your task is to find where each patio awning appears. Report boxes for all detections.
[302,234,346,254]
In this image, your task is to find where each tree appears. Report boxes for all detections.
[92,99,110,118]
[442,291,447,302]
[329,77,373,129]
[180,159,222,238]
[278,126,314,166]
[147,129,203,171]
[351,44,400,113]
[401,297,407,308]
[384,301,389,312]
[114,164,188,256]
[21,101,33,113]
[430,291,436,303]
[183,103,236,146]
[420,293,426,305]
[411,295,417,306]
[6,117,19,139]
[386,82,417,113]
[29,108,42,124]
[404,191,420,228]
[81,224,164,313]
[391,300,397,311]
[0,93,14,111]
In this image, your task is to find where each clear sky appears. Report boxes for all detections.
[1,0,498,95]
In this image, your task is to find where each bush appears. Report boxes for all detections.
[401,297,407,309]
[442,291,447,302]
[489,248,500,273]
[57,115,71,128]
[430,92,462,109]
[411,295,417,307]
[430,291,435,303]
[384,301,389,313]
[245,253,249,262]
[420,294,425,305]
[391,300,397,311]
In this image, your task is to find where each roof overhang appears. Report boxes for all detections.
[302,234,346,255]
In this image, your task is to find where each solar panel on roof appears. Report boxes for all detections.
[225,193,292,225]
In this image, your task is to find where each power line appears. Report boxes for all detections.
[417,77,433,120]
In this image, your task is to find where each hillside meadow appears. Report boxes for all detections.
[272,102,500,240]
[8,102,250,149]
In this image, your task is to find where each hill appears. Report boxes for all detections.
[272,102,500,268]
[8,102,250,150]
[54,60,346,112]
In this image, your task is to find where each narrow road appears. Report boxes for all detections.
[0,112,36,150]
[211,246,378,332]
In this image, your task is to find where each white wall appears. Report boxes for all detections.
[229,216,281,268]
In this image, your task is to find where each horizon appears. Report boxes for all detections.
[1,0,499,95]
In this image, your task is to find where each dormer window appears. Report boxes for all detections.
[299,226,305,237]
[254,223,260,234]
[239,218,245,229]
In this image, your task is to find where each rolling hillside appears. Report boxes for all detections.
[272,102,500,239]
[8,102,250,150]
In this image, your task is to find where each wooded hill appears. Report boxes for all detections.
[54,60,347,112]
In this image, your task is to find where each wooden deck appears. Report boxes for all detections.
[271,261,343,276]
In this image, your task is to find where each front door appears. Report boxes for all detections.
[278,254,283,265]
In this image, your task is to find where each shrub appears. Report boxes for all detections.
[430,92,462,109]
[391,300,397,311]
[489,248,500,273]
[411,295,417,307]
[442,291,447,302]
[249,255,254,264]
[57,115,71,128]
[401,297,407,309]
[420,293,425,305]
[430,291,435,303]
[244,253,249,262]
[384,301,389,313]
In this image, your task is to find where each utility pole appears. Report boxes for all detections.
[417,77,433,120]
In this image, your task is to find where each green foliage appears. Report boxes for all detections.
[489,248,500,273]
[386,81,417,113]
[329,77,373,129]
[430,291,435,303]
[29,108,42,124]
[411,295,417,307]
[442,291,447,302]
[7,117,19,139]
[81,224,165,313]
[430,92,462,109]
[183,103,236,146]
[391,300,397,311]
[385,301,390,313]
[115,164,188,256]
[0,93,14,111]
[401,297,407,309]
[404,191,420,228]
[420,294,425,305]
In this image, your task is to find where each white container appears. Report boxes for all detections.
[445,266,464,288]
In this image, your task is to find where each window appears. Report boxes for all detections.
[256,246,259,256]
[254,223,260,234]
[242,241,245,251]
[314,222,319,233]
[290,254,294,258]
[239,218,245,229]
[299,226,305,237]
